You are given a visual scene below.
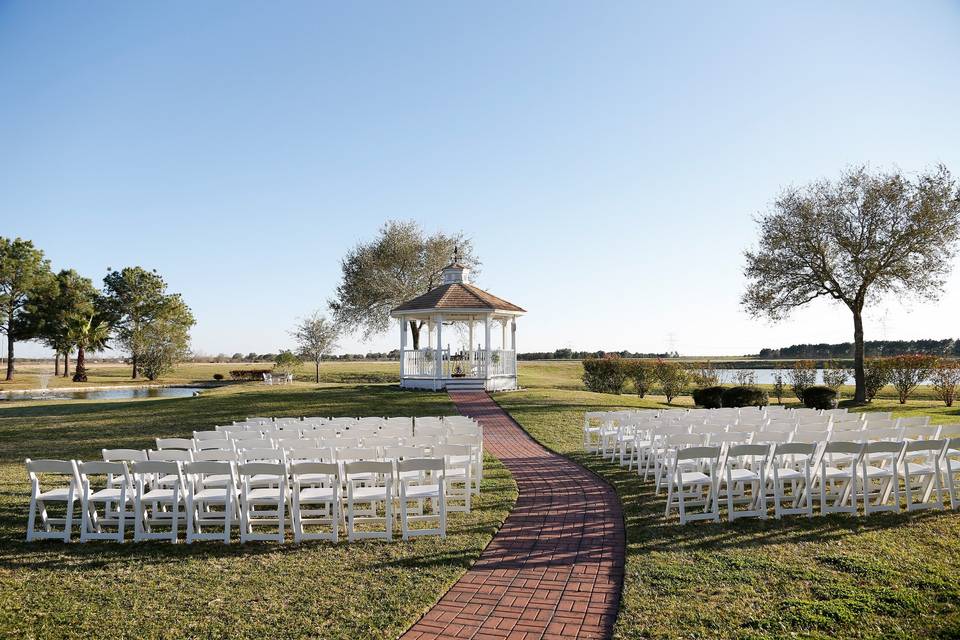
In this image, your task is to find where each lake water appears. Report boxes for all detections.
[0,386,204,402]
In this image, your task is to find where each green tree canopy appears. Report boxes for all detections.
[291,311,341,382]
[742,165,960,402]
[0,237,55,380]
[37,269,98,376]
[329,220,479,349]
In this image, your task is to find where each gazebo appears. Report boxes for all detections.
[391,261,525,392]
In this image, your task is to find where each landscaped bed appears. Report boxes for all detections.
[0,384,516,640]
[495,388,960,640]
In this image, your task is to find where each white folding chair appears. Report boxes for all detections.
[665,446,721,524]
[398,458,446,540]
[434,444,472,513]
[860,441,904,515]
[944,436,960,510]
[78,461,134,543]
[720,444,769,521]
[819,442,864,516]
[344,461,394,541]
[131,460,186,543]
[237,462,287,543]
[901,439,945,512]
[769,443,816,518]
[185,461,237,544]
[291,462,340,543]
[25,459,81,542]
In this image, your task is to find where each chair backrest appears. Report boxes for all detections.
[824,441,865,455]
[862,440,905,459]
[26,459,81,486]
[239,448,286,463]
[397,457,444,474]
[192,449,239,462]
[285,446,332,462]
[344,460,393,479]
[709,431,752,445]
[193,431,223,441]
[897,416,931,428]
[727,444,770,460]
[156,438,195,451]
[901,425,942,440]
[290,461,338,480]
[184,461,235,487]
[657,424,692,437]
[148,449,193,462]
[903,438,946,455]
[229,431,266,442]
[752,431,792,445]
[337,447,380,462]
[132,460,182,477]
[937,424,960,439]
[761,422,795,434]
[791,429,830,444]
[237,462,286,479]
[772,442,817,458]
[193,439,233,451]
[362,436,400,448]
[384,446,428,460]
[864,427,903,442]
[675,446,721,462]
[102,449,148,462]
[831,421,866,432]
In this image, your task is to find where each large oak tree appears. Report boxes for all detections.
[742,165,960,403]
[329,220,479,349]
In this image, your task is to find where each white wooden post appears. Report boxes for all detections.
[511,318,517,380]
[484,315,492,380]
[435,315,444,386]
[468,318,474,372]
[501,320,507,351]
[399,319,407,380]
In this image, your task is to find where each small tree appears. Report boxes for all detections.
[930,359,960,407]
[733,370,756,386]
[291,311,341,383]
[887,354,938,404]
[273,350,302,377]
[789,360,817,400]
[742,165,960,403]
[863,357,892,402]
[69,314,111,383]
[625,359,656,398]
[690,361,725,388]
[772,369,786,405]
[821,360,850,391]
[655,359,689,404]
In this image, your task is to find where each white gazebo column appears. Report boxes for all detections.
[511,318,517,378]
[501,319,508,350]
[468,318,474,369]
[399,319,407,379]
[484,314,492,380]
[435,314,443,386]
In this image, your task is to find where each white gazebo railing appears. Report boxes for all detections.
[403,348,451,378]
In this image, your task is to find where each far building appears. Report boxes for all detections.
[390,260,525,391]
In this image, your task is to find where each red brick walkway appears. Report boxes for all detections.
[401,392,625,640]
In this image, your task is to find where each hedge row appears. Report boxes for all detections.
[229,369,272,381]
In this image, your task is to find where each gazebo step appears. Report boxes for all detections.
[445,379,487,391]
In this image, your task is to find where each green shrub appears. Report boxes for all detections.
[721,385,768,408]
[789,360,817,400]
[802,385,838,410]
[863,357,892,402]
[229,369,272,381]
[213,373,224,381]
[654,359,690,403]
[692,386,724,409]
[887,354,938,404]
[623,359,656,398]
[582,356,628,394]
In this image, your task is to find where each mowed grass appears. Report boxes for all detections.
[494,389,960,640]
[0,384,517,640]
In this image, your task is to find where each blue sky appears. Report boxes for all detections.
[3,2,960,357]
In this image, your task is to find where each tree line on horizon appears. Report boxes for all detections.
[0,237,195,382]
[757,339,960,360]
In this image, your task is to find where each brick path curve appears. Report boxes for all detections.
[401,392,625,640]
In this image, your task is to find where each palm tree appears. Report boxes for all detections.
[69,315,110,383]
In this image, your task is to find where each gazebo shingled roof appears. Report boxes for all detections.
[392,282,525,313]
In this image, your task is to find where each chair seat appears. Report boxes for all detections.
[823,466,854,479]
[299,487,335,502]
[352,486,389,500]
[38,488,78,501]
[726,469,760,482]
[774,467,806,480]
[244,488,284,501]
[89,488,131,501]
[905,462,936,475]
[863,465,893,478]
[404,483,441,499]
[678,471,711,484]
[141,488,179,502]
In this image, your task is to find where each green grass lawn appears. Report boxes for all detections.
[0,383,517,640]
[494,389,960,640]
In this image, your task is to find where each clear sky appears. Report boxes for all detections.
[2,2,959,358]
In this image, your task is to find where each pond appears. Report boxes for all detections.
[0,386,205,402]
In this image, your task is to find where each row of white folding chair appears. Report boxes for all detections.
[25,457,449,543]
[664,437,960,523]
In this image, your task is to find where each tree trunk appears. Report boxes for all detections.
[5,333,13,381]
[315,360,320,383]
[73,346,87,382]
[410,321,421,350]
[131,352,138,379]
[54,353,60,376]
[63,352,70,377]
[852,307,866,403]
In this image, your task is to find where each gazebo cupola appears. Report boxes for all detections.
[390,256,525,392]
